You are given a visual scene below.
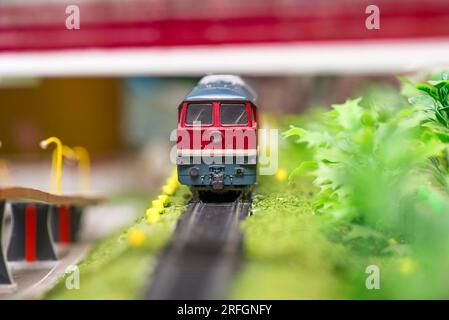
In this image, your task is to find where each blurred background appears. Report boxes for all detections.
[0,0,448,195]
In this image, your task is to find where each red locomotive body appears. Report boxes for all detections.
[177,75,258,194]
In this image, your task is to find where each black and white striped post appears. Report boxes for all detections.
[0,201,13,286]
[50,205,84,244]
[7,202,57,263]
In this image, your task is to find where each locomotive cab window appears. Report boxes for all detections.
[220,103,248,125]
[185,104,213,125]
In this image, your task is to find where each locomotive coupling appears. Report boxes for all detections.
[212,171,225,191]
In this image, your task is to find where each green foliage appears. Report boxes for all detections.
[283,78,449,298]
[400,73,449,133]
[284,97,444,223]
[399,72,449,193]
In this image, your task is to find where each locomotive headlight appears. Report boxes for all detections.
[189,167,199,177]
[235,167,244,177]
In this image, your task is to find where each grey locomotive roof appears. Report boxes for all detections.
[183,75,257,104]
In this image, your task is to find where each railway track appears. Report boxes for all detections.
[144,196,251,299]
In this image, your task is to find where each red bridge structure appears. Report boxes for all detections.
[0,0,449,75]
[0,0,448,52]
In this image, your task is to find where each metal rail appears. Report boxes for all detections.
[144,197,251,299]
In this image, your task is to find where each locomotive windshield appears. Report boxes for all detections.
[220,104,248,125]
[185,104,213,125]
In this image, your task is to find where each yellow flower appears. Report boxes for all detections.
[275,168,288,182]
[152,199,165,212]
[388,238,397,246]
[127,228,146,247]
[167,176,179,189]
[158,194,169,206]
[398,257,418,276]
[146,208,161,224]
[162,184,174,196]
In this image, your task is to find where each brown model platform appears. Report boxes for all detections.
[0,187,105,205]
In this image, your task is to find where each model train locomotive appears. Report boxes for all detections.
[176,75,258,195]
